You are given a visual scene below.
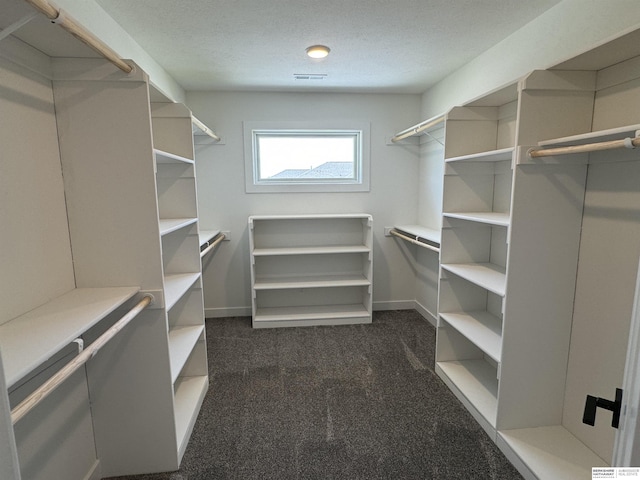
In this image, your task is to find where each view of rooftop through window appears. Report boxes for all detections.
[256,133,358,181]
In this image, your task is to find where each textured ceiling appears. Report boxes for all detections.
[95,1,561,92]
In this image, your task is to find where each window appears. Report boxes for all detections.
[244,121,370,193]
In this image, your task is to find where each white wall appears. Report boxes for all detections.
[51,0,185,103]
[421,0,640,118]
[186,91,423,317]
[413,1,640,324]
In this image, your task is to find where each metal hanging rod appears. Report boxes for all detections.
[10,294,153,425]
[390,229,440,253]
[23,0,133,74]
[192,116,221,143]
[391,115,445,143]
[528,135,640,158]
[200,233,225,258]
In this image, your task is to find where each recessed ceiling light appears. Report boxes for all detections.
[306,45,330,59]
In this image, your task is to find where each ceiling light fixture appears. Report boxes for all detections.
[306,45,330,59]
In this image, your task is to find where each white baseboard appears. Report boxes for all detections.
[413,300,438,327]
[204,301,438,326]
[204,306,251,318]
[372,300,437,326]
[372,300,416,311]
[84,460,101,480]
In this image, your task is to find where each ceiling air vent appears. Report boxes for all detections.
[294,73,327,81]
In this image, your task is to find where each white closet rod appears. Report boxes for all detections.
[528,136,640,158]
[23,0,133,74]
[200,233,225,258]
[192,117,221,143]
[10,294,153,425]
[391,115,444,143]
[390,229,440,253]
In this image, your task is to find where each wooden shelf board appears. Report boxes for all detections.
[538,123,640,147]
[254,304,370,323]
[252,245,371,256]
[159,218,198,236]
[436,359,498,430]
[445,147,514,163]
[174,375,209,461]
[164,273,201,311]
[394,224,441,245]
[254,274,371,290]
[498,426,608,480]
[169,325,205,383]
[441,263,507,296]
[199,229,221,248]
[443,212,510,227]
[440,311,503,362]
[154,148,194,165]
[0,287,139,388]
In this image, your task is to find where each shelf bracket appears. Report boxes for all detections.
[583,388,623,429]
[0,12,37,42]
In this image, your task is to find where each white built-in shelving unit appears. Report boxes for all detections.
[436,82,518,436]
[433,27,640,479]
[0,2,216,476]
[0,288,139,389]
[151,114,209,461]
[249,214,373,328]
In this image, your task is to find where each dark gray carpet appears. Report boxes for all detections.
[109,310,522,480]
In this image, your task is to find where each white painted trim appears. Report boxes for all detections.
[206,302,435,322]
[0,355,20,480]
[83,459,101,480]
[372,300,416,311]
[413,300,438,327]
[613,259,640,466]
[204,306,252,319]
[243,120,371,193]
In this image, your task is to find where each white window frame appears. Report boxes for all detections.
[243,121,370,193]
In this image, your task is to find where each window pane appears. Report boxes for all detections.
[255,132,359,182]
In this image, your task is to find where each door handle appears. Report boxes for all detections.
[583,388,623,429]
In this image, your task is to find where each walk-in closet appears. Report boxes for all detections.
[3,0,640,479]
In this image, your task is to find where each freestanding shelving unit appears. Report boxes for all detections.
[249,214,373,328]
[0,4,214,476]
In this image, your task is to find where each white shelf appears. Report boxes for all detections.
[440,311,503,362]
[441,263,507,296]
[254,273,370,290]
[249,214,373,328]
[252,245,371,256]
[436,360,498,431]
[250,213,372,221]
[254,304,370,323]
[394,224,441,245]
[538,123,640,147]
[164,273,200,311]
[445,147,514,163]
[159,218,198,236]
[174,375,208,461]
[498,426,608,480]
[154,148,194,165]
[168,325,205,383]
[443,212,510,227]
[199,229,221,248]
[0,287,139,388]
